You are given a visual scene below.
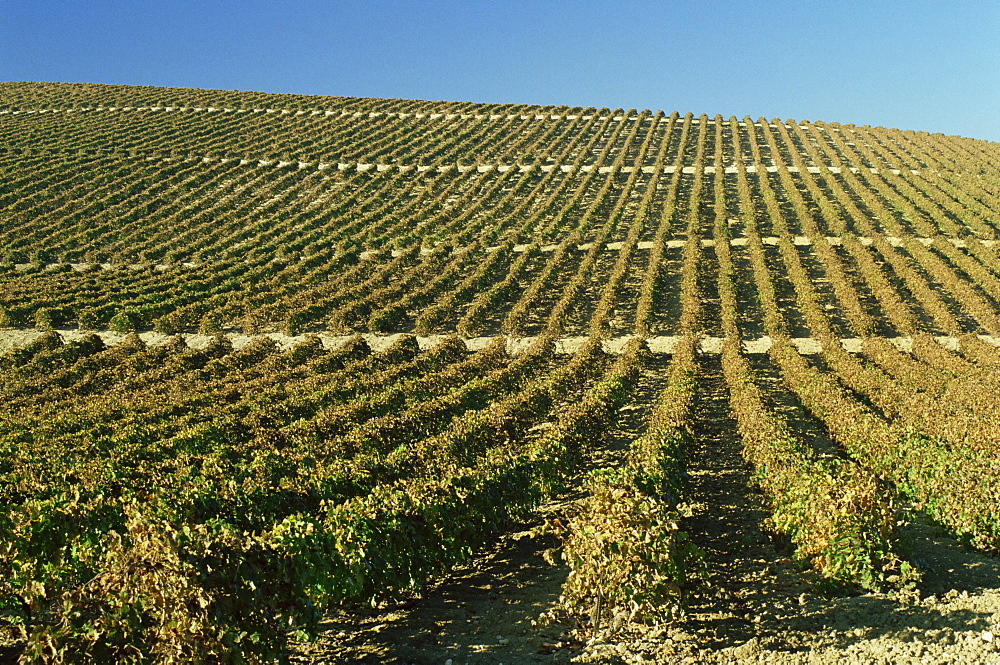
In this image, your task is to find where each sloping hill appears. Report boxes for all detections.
[1,82,999,663]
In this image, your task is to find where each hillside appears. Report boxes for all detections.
[1,82,999,663]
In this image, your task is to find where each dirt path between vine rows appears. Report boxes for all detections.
[3,326,994,357]
[292,355,1000,664]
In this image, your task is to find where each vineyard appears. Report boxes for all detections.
[2,81,1000,663]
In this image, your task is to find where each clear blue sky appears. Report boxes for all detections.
[2,0,998,142]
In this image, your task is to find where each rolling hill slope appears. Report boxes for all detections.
[2,82,999,663]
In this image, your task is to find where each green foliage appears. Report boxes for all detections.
[108,308,144,333]
[555,339,704,629]
[560,468,703,626]
[76,306,102,330]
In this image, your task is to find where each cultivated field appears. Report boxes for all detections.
[1,82,999,663]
